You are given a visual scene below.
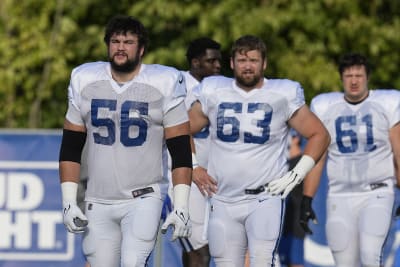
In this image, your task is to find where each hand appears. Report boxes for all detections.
[63,202,88,233]
[192,166,217,196]
[299,196,318,234]
[267,170,304,198]
[161,207,191,240]
[396,206,400,217]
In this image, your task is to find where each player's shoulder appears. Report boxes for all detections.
[311,91,343,113]
[199,75,233,94]
[312,91,343,104]
[181,71,199,91]
[142,64,181,78]
[369,89,400,110]
[266,78,300,89]
[265,78,302,96]
[369,89,400,101]
[71,61,108,79]
[139,64,183,95]
[264,78,304,102]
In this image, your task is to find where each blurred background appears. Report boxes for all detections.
[0,0,399,128]
[0,0,399,266]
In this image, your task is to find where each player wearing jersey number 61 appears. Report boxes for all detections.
[301,53,400,267]
[58,15,192,267]
[189,35,330,266]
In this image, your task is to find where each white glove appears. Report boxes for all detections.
[63,202,88,233]
[161,184,191,240]
[267,155,315,198]
[161,207,191,240]
[61,182,88,233]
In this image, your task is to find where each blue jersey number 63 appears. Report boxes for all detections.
[217,102,273,144]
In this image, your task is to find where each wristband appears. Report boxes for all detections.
[192,153,199,169]
[61,181,78,204]
[293,155,315,176]
[173,184,191,209]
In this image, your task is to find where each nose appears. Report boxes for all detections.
[117,42,125,50]
[214,60,221,71]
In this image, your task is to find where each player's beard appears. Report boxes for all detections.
[235,69,263,88]
[110,52,140,73]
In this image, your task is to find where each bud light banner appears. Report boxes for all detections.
[0,130,85,267]
[1,130,399,267]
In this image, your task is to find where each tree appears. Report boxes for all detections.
[0,0,399,128]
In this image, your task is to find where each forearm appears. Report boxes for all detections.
[394,156,400,187]
[171,167,192,186]
[303,152,326,197]
[302,132,330,163]
[59,161,81,184]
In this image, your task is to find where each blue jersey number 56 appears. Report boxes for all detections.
[91,99,148,147]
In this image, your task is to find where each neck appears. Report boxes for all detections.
[236,79,264,92]
[344,91,369,105]
[111,64,141,83]
[189,70,202,82]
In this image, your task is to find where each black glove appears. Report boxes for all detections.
[299,195,318,234]
[396,206,400,217]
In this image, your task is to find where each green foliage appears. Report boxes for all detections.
[0,0,399,128]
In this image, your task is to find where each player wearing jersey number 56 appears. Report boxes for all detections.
[188,35,330,266]
[301,53,400,267]
[58,15,192,267]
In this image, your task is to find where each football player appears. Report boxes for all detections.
[188,35,330,266]
[301,53,400,267]
[59,15,192,267]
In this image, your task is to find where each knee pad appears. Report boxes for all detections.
[361,205,391,237]
[326,219,349,252]
[82,229,96,258]
[208,219,226,257]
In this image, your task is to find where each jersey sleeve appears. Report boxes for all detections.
[185,85,198,110]
[270,79,305,119]
[163,70,189,128]
[65,66,85,126]
[289,81,306,118]
[310,92,342,119]
[375,89,400,128]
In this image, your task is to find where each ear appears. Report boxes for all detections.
[230,57,234,70]
[263,58,267,71]
[139,46,145,57]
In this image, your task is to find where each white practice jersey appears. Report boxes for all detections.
[195,76,305,202]
[65,62,188,203]
[183,71,211,168]
[311,90,400,194]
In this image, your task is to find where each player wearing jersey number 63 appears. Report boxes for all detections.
[189,35,330,267]
[58,15,192,267]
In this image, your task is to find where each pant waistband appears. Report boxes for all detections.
[132,187,154,198]
[370,182,388,190]
[245,185,267,195]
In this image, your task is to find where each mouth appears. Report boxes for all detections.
[114,53,127,59]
